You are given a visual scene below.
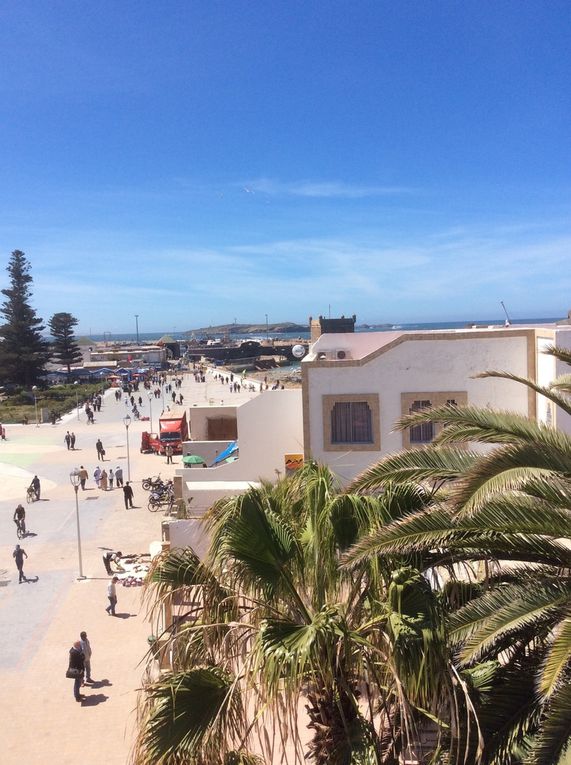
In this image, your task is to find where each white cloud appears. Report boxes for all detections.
[243,178,415,198]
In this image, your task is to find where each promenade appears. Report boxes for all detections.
[0,371,258,765]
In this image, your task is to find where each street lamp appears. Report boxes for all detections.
[123,414,132,481]
[69,469,86,580]
[265,313,269,341]
[32,385,39,427]
[148,392,153,432]
[135,314,140,345]
[73,380,80,421]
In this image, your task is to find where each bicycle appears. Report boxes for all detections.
[15,518,26,539]
[26,486,38,503]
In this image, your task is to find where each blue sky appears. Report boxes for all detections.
[0,1,569,334]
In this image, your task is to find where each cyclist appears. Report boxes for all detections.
[31,475,41,500]
[13,504,26,536]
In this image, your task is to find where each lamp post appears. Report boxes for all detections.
[265,313,269,341]
[74,380,80,421]
[32,385,39,427]
[148,392,154,432]
[70,469,86,579]
[135,314,140,345]
[123,414,132,481]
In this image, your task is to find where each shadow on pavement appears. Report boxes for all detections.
[24,576,39,584]
[24,532,38,538]
[114,612,136,619]
[88,679,112,689]
[81,693,108,706]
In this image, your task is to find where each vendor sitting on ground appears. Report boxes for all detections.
[102,550,123,576]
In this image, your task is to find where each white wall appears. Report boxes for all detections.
[168,518,210,558]
[178,389,303,495]
[536,336,557,425]
[305,333,537,484]
[555,327,571,435]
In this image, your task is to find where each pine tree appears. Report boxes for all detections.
[49,312,83,373]
[0,250,50,386]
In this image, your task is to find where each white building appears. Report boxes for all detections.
[302,326,558,485]
[177,389,303,515]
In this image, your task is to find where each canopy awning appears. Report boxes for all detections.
[212,441,238,465]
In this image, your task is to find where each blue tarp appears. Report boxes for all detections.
[212,441,239,465]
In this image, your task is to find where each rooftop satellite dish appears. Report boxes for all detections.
[292,344,306,359]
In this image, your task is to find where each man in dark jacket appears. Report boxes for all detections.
[68,641,85,701]
[31,475,40,500]
[122,482,134,509]
[13,544,27,582]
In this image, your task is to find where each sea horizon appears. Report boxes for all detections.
[84,316,563,344]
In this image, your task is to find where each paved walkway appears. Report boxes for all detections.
[0,371,259,765]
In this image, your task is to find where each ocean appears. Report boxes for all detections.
[87,317,562,344]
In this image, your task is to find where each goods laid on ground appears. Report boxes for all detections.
[115,553,152,586]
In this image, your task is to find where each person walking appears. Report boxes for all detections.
[78,465,88,490]
[115,466,124,488]
[13,544,28,583]
[122,482,134,509]
[79,631,93,683]
[64,431,71,450]
[100,469,108,491]
[165,444,174,464]
[93,466,101,488]
[108,468,114,488]
[70,432,76,449]
[67,641,85,701]
[96,439,104,461]
[106,576,119,615]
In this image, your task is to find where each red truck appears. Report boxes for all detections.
[140,407,189,455]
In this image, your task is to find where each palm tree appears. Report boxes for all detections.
[346,346,571,765]
[134,463,473,765]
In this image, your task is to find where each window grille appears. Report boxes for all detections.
[409,399,434,443]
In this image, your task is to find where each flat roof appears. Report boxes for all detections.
[184,480,261,492]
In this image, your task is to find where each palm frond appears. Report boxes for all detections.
[542,344,571,367]
[395,404,559,445]
[526,680,571,765]
[136,667,243,764]
[449,581,571,663]
[549,373,571,396]
[348,447,478,492]
[475,370,571,417]
[342,506,458,567]
[453,440,571,516]
[456,495,571,539]
[342,503,571,570]
[539,617,571,697]
[209,489,303,604]
[257,608,343,696]
[224,753,266,765]
[465,656,541,765]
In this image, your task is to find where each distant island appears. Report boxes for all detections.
[186,322,308,335]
